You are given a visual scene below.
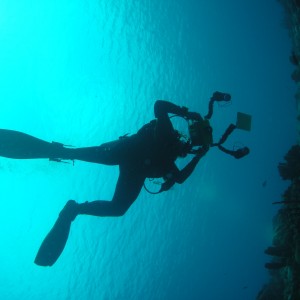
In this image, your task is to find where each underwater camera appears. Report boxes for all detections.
[188,118,213,147]
[188,91,232,146]
[189,91,252,148]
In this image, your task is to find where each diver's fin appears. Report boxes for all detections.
[34,215,72,266]
[0,129,66,159]
[34,200,78,267]
[236,112,252,131]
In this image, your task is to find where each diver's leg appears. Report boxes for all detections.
[0,129,127,165]
[77,165,145,216]
[59,138,137,165]
[59,146,119,165]
[34,166,145,266]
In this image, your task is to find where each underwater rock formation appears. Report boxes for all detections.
[276,0,300,143]
[256,2,300,298]
[257,148,300,299]
[278,145,300,180]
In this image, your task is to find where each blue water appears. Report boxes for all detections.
[0,0,296,299]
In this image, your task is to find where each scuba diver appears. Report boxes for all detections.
[0,92,251,266]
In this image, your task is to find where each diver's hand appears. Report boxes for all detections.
[186,111,201,121]
[194,146,209,157]
[159,179,176,193]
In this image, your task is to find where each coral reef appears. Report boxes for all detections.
[256,2,300,298]
[278,145,300,180]
[257,149,300,299]
[276,0,300,143]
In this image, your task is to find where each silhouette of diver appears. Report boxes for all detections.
[0,93,250,266]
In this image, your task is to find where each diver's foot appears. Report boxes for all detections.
[211,91,231,102]
[59,200,79,222]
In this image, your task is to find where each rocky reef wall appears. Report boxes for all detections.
[257,146,300,299]
[257,1,300,299]
[277,0,300,143]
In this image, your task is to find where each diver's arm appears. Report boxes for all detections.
[173,147,208,184]
[154,100,201,120]
[154,100,189,118]
[159,156,201,192]
[176,155,202,184]
[154,100,187,140]
[160,148,208,192]
[154,100,201,140]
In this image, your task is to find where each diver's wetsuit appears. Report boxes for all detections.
[58,100,203,217]
[0,101,203,217]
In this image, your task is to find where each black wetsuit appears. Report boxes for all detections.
[59,100,203,217]
[0,100,203,217]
